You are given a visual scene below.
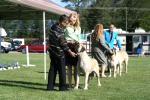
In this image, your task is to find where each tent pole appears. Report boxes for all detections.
[43,11,46,80]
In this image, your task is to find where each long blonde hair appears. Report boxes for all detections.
[69,13,80,27]
[92,23,104,41]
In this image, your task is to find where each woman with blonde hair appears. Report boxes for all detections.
[91,23,113,77]
[64,13,81,88]
[65,13,81,42]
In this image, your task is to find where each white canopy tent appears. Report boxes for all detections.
[1,0,76,80]
[7,0,75,16]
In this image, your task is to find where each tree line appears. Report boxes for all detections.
[0,0,150,38]
[63,0,150,32]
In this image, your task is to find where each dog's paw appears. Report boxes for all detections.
[113,75,117,78]
[101,75,107,78]
[74,86,78,90]
[98,83,101,87]
[108,75,111,78]
[84,87,88,90]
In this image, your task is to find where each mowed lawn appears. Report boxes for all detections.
[0,52,150,100]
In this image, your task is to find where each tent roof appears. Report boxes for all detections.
[7,0,75,15]
[0,0,76,20]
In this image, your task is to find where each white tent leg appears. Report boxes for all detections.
[43,11,47,80]
[22,46,35,67]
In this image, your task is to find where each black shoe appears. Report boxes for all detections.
[47,88,57,91]
[59,88,69,91]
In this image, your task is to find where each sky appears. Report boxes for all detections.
[50,0,68,7]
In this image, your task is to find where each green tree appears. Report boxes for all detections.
[63,0,150,32]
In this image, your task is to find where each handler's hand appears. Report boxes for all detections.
[68,49,77,57]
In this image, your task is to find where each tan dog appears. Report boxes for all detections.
[74,44,101,90]
[109,50,129,78]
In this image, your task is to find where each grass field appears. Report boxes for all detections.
[0,53,150,100]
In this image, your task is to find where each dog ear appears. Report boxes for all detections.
[80,46,86,52]
[112,49,117,55]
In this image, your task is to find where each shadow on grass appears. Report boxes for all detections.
[0,80,47,91]
[37,71,48,74]
[0,80,62,91]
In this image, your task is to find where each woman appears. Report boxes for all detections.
[64,13,81,87]
[91,23,113,77]
[65,13,81,42]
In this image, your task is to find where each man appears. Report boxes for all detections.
[47,15,76,91]
[104,24,122,50]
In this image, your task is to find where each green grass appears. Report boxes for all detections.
[0,53,150,100]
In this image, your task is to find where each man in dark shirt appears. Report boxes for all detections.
[47,15,76,91]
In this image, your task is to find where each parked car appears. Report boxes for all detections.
[0,41,11,53]
[11,40,22,51]
[17,40,49,53]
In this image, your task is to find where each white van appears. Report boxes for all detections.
[0,41,11,53]
[0,28,11,53]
